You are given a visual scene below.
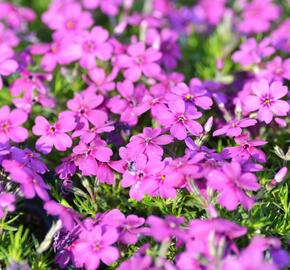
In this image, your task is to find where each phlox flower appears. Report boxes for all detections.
[101,209,145,245]
[243,79,289,124]
[71,224,119,270]
[117,255,152,270]
[121,154,164,201]
[146,215,185,242]
[127,127,173,158]
[213,118,257,137]
[232,38,274,67]
[107,80,151,125]
[239,0,280,34]
[78,26,113,69]
[82,0,122,16]
[44,200,79,230]
[207,161,260,211]
[116,42,162,82]
[167,81,213,110]
[0,192,15,218]
[223,133,267,163]
[0,106,28,144]
[271,19,290,53]
[2,159,50,201]
[155,99,203,140]
[10,147,48,174]
[43,2,93,36]
[0,23,19,47]
[32,115,76,154]
[0,44,18,89]
[259,56,290,81]
[73,138,113,177]
[55,154,77,180]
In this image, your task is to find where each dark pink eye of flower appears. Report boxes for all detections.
[177,114,185,122]
[261,95,274,106]
[83,40,96,53]
[1,122,9,132]
[65,19,76,30]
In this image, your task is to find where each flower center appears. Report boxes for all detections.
[66,20,76,30]
[1,123,9,132]
[261,95,273,106]
[243,144,249,150]
[83,40,96,53]
[177,114,185,122]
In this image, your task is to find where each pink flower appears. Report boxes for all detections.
[243,79,289,124]
[83,0,122,16]
[259,56,290,81]
[207,161,260,210]
[117,42,162,82]
[0,192,15,218]
[2,160,50,201]
[127,127,173,157]
[232,38,274,66]
[213,118,257,137]
[0,44,18,89]
[167,81,213,110]
[0,106,28,144]
[73,138,113,176]
[107,80,151,125]
[155,99,203,140]
[121,154,164,201]
[43,2,93,36]
[71,224,119,270]
[223,133,267,163]
[239,0,280,34]
[78,26,113,69]
[32,115,76,154]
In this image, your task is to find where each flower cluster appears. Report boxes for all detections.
[0,0,289,269]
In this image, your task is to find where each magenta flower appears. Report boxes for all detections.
[101,209,145,245]
[2,160,50,201]
[207,161,260,210]
[0,106,28,144]
[146,215,185,242]
[10,147,48,174]
[239,0,280,34]
[0,192,15,218]
[71,224,119,270]
[168,81,213,110]
[223,133,267,163]
[260,56,290,81]
[155,99,203,140]
[83,0,122,16]
[127,127,173,157]
[107,80,151,125]
[0,44,18,89]
[32,115,76,154]
[44,200,78,230]
[73,138,113,176]
[78,26,113,69]
[232,38,274,67]
[213,118,257,137]
[271,19,290,53]
[117,42,162,82]
[121,154,164,201]
[243,79,289,124]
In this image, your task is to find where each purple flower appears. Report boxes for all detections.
[0,106,28,144]
[71,224,119,270]
[32,115,76,154]
[259,56,290,81]
[107,80,151,125]
[2,160,50,201]
[0,192,15,218]
[101,209,145,245]
[232,38,274,66]
[146,215,185,242]
[121,154,164,201]
[155,99,203,140]
[117,42,162,82]
[239,0,280,34]
[82,0,122,16]
[223,133,267,163]
[0,44,18,89]
[10,147,48,174]
[127,127,173,157]
[117,255,152,270]
[213,118,257,137]
[243,79,289,124]
[44,200,78,230]
[168,81,213,110]
[207,161,260,210]
[78,26,113,69]
[73,138,113,176]
[271,19,290,53]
